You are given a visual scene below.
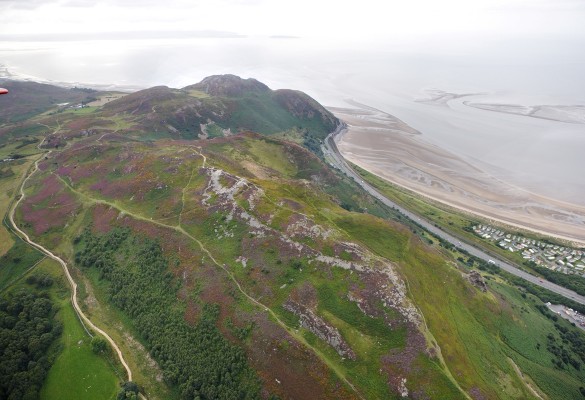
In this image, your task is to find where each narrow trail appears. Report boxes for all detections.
[179,166,197,226]
[7,151,134,383]
[56,170,365,399]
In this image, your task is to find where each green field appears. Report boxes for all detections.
[31,259,121,400]
[41,291,121,400]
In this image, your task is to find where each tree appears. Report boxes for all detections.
[91,336,108,354]
[117,381,139,400]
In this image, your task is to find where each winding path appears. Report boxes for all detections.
[56,159,365,399]
[7,152,134,382]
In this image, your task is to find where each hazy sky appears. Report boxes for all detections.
[1,0,584,41]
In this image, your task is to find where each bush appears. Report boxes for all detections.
[91,336,108,354]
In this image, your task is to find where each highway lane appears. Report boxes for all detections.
[323,124,585,306]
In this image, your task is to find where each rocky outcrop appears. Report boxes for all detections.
[200,165,422,326]
[283,300,356,360]
[468,270,487,292]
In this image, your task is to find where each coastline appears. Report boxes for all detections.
[330,105,585,245]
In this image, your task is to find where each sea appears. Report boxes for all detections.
[1,35,584,204]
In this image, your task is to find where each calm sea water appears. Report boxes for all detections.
[2,36,584,203]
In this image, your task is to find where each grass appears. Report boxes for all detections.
[6,152,173,399]
[15,133,585,400]
[41,297,120,400]
[0,244,120,400]
[0,235,44,291]
[335,213,408,261]
[317,284,406,350]
[205,122,225,138]
[0,156,36,256]
[186,89,211,99]
[28,259,121,400]
[242,136,299,177]
[0,139,42,159]
[50,146,388,396]
[337,209,585,399]
[489,281,585,399]
[0,124,47,144]
[78,267,178,400]
[337,213,517,396]
[59,106,99,116]
[351,164,579,273]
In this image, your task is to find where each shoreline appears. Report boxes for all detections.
[330,105,585,246]
[0,63,142,92]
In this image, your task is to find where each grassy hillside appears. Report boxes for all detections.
[0,76,338,156]
[0,80,98,124]
[1,76,585,399]
[6,129,583,399]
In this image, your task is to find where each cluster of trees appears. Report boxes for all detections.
[0,290,61,400]
[75,228,262,400]
[506,272,585,315]
[117,381,139,400]
[25,273,54,289]
[534,299,585,371]
[546,332,581,370]
[525,261,585,297]
[91,336,109,355]
[553,322,585,365]
[302,133,323,157]
[535,304,559,322]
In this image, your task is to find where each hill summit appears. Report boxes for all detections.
[186,74,270,97]
[101,74,338,147]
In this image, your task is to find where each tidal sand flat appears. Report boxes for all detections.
[465,102,585,124]
[333,104,585,244]
[415,89,483,107]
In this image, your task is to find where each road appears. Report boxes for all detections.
[323,124,585,306]
[7,152,134,382]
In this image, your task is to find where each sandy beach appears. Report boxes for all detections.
[332,104,585,245]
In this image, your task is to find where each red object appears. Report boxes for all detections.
[0,88,8,95]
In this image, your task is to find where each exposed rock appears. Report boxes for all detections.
[469,270,487,292]
[398,377,408,398]
[283,300,356,360]
[285,214,334,240]
[199,166,422,325]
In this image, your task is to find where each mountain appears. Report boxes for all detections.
[187,74,270,96]
[0,79,98,124]
[1,76,585,400]
[102,75,338,148]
